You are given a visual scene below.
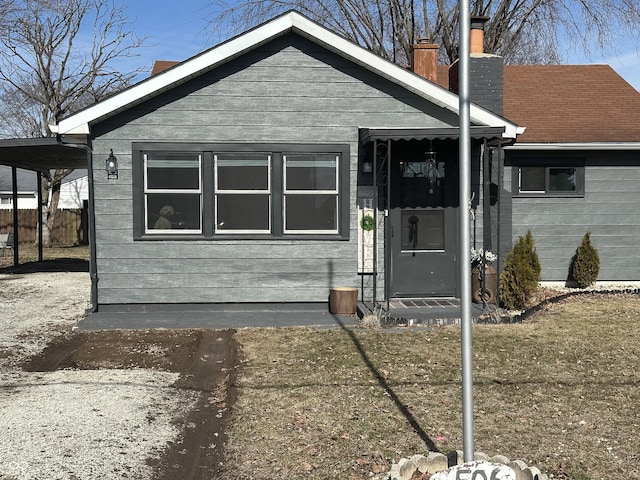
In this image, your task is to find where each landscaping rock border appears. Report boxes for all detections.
[375,451,549,480]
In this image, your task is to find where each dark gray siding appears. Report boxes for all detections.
[90,33,459,305]
[506,150,640,282]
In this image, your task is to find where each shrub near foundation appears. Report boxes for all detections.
[499,230,541,310]
[571,231,600,288]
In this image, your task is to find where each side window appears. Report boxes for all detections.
[514,159,584,196]
[144,153,202,233]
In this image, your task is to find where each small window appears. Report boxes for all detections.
[283,154,339,233]
[519,167,545,192]
[548,167,577,192]
[145,153,202,233]
[215,153,271,233]
[514,160,584,196]
[401,210,445,251]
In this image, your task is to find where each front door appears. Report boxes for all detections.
[388,147,458,297]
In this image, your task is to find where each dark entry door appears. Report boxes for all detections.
[389,156,458,297]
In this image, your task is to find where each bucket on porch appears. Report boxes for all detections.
[471,263,497,304]
[329,287,358,315]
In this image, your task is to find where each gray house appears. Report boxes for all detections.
[51,11,520,311]
[502,66,640,283]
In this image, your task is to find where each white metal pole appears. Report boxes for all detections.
[458,0,475,462]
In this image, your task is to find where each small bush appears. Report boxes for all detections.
[570,231,600,288]
[499,230,542,310]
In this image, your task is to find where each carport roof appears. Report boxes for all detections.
[0,137,88,173]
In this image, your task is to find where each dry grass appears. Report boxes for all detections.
[224,293,640,479]
[0,244,88,270]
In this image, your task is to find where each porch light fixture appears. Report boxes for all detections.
[425,139,437,165]
[361,150,373,173]
[105,149,118,179]
[425,140,438,193]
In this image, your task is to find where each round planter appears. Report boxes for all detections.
[471,263,497,304]
[329,287,358,315]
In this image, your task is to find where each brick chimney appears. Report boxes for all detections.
[449,15,504,115]
[412,40,439,83]
[470,15,489,54]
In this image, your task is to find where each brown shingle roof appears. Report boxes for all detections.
[504,65,640,143]
[432,63,640,143]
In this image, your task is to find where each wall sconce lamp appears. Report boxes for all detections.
[105,149,118,179]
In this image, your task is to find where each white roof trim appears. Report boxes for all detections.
[51,11,519,138]
[506,142,640,150]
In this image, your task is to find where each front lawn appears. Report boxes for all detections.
[223,293,640,479]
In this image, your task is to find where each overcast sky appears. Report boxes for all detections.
[121,0,639,90]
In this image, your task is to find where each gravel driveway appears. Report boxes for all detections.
[0,271,202,480]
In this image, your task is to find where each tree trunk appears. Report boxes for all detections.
[37,172,63,248]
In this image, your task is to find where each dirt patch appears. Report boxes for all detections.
[23,328,239,480]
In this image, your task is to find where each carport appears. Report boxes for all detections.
[0,136,94,288]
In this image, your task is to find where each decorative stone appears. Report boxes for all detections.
[431,461,516,480]
[507,460,530,480]
[475,451,490,461]
[388,462,403,480]
[398,457,418,479]
[524,466,543,480]
[418,452,448,473]
[490,454,511,465]
[386,452,546,480]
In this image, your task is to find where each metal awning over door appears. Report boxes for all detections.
[358,126,507,304]
[359,126,507,143]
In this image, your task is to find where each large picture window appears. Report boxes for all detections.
[133,143,349,240]
[512,158,584,197]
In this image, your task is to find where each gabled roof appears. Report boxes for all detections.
[51,11,519,139]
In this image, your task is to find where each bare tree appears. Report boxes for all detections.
[207,0,640,66]
[0,0,144,247]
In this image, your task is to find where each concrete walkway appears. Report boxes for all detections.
[76,303,361,330]
[75,299,495,331]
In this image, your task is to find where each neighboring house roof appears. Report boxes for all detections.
[434,63,640,147]
[150,60,179,76]
[51,11,519,139]
[0,167,36,193]
[0,165,88,192]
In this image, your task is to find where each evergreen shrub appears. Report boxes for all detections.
[499,230,541,310]
[570,231,600,288]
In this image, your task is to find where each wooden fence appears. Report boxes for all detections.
[0,209,88,245]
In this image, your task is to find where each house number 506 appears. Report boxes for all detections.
[431,462,515,480]
[455,468,508,479]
